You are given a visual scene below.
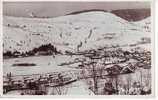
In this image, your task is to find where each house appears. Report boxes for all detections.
[105,65,122,76]
[103,82,116,95]
[120,63,136,74]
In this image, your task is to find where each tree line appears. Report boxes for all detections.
[3,43,59,58]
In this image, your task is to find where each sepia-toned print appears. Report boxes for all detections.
[3,1,152,95]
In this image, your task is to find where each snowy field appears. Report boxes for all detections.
[3,55,80,76]
[5,80,94,95]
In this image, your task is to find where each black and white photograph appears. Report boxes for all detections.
[2,1,153,96]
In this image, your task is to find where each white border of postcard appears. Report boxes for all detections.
[0,0,155,98]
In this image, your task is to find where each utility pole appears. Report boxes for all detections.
[86,50,99,95]
[91,59,98,94]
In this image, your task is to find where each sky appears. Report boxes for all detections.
[3,1,150,18]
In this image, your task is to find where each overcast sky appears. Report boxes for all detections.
[3,1,150,18]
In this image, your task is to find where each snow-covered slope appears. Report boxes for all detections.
[3,11,151,53]
[133,17,151,32]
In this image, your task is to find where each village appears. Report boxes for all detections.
[3,45,151,95]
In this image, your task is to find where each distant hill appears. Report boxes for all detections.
[111,8,150,22]
[67,9,107,15]
[67,8,150,22]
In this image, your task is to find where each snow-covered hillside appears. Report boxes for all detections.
[133,17,151,32]
[3,11,151,53]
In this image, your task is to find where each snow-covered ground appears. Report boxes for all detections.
[5,80,94,95]
[133,17,151,33]
[47,80,94,95]
[3,11,151,53]
[3,55,80,76]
